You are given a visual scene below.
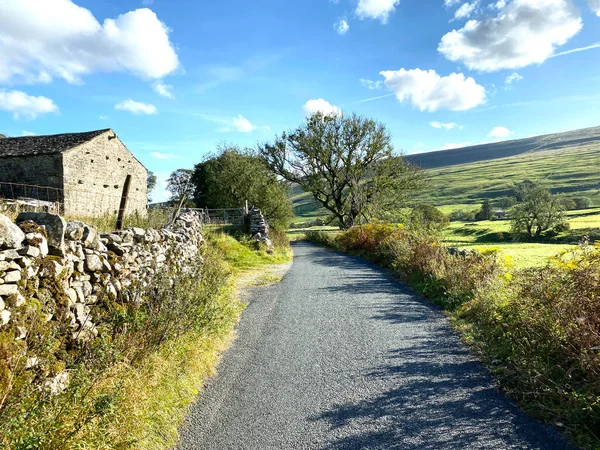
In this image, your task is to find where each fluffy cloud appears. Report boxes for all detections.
[356,0,400,23]
[438,142,472,150]
[444,0,462,6]
[151,152,179,160]
[153,82,174,99]
[334,19,350,35]
[505,72,523,84]
[488,126,513,138]
[0,0,179,84]
[360,78,383,90]
[0,89,58,119]
[232,115,255,133]
[588,0,600,15]
[453,1,479,19]
[379,68,486,111]
[430,121,462,130]
[303,99,343,117]
[438,0,582,72]
[115,99,158,115]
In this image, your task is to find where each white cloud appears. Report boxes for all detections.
[151,152,179,160]
[505,72,523,84]
[334,19,350,35]
[22,130,36,136]
[303,99,343,117]
[589,0,600,15]
[232,115,255,133]
[379,68,486,112]
[430,121,462,130]
[438,142,472,150]
[0,0,179,85]
[99,115,109,120]
[360,78,383,90]
[153,82,174,99]
[115,99,157,115]
[439,0,582,72]
[0,89,58,119]
[444,0,462,6]
[453,1,479,20]
[488,126,513,138]
[356,0,400,23]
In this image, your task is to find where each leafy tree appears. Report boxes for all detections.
[475,199,493,221]
[573,197,592,209]
[166,169,194,203]
[510,184,567,240]
[409,204,449,232]
[558,197,577,211]
[499,197,517,208]
[514,179,537,202]
[259,112,425,229]
[191,146,293,230]
[147,170,157,202]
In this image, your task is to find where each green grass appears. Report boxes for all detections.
[206,231,293,272]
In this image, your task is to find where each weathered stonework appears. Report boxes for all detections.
[0,211,203,393]
[0,129,147,217]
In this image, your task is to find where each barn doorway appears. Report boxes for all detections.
[116,174,132,230]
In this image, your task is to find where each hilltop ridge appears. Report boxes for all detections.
[405,125,600,169]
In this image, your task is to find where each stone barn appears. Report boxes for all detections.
[0,129,147,217]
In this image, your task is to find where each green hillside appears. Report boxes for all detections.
[289,125,600,220]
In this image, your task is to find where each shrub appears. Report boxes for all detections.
[459,244,600,447]
[573,197,592,209]
[409,204,449,233]
[304,231,339,249]
[449,209,476,222]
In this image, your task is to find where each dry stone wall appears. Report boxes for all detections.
[248,207,273,253]
[0,211,204,392]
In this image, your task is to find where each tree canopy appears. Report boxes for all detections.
[510,183,567,239]
[259,112,425,229]
[166,169,194,204]
[191,146,293,230]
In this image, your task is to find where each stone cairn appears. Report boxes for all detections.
[0,210,204,394]
[247,207,274,253]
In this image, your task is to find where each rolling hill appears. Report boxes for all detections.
[289,124,600,220]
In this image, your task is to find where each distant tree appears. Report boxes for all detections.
[191,146,293,230]
[166,169,194,203]
[449,209,476,222]
[573,197,592,209]
[499,197,517,208]
[510,184,567,240]
[475,199,493,221]
[557,197,577,211]
[259,112,425,229]
[147,170,157,202]
[409,204,449,232]
[515,179,537,202]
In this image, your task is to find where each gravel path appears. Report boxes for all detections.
[177,242,573,450]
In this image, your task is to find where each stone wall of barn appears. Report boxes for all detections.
[0,154,64,203]
[62,132,148,217]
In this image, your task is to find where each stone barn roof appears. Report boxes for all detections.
[0,129,111,158]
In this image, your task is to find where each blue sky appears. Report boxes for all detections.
[1,0,600,201]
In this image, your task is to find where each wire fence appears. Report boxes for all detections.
[0,181,247,232]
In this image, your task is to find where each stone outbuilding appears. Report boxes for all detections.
[0,129,147,217]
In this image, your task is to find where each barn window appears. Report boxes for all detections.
[103,184,109,188]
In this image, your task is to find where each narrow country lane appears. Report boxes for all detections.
[177,242,573,450]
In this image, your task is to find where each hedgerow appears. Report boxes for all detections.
[306,226,600,448]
